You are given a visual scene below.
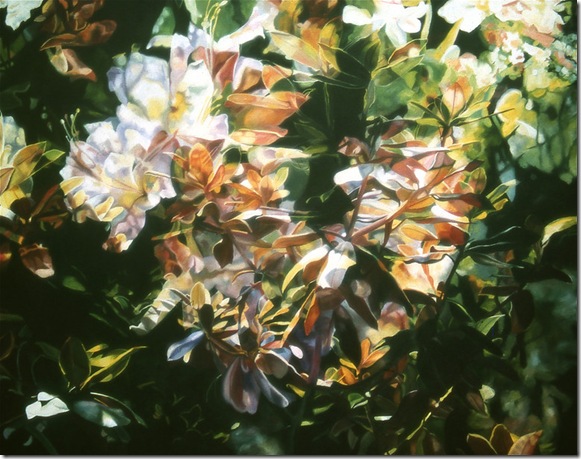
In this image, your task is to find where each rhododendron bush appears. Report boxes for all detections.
[0,0,577,454]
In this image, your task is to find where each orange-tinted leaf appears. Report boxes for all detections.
[206,164,225,193]
[304,296,320,335]
[41,20,116,49]
[362,347,387,369]
[272,232,319,248]
[434,222,467,245]
[226,92,308,129]
[508,430,542,455]
[0,240,12,269]
[400,224,438,241]
[262,65,292,90]
[230,128,287,145]
[282,289,316,343]
[188,143,213,185]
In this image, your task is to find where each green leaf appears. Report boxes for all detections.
[90,392,147,427]
[469,253,517,269]
[211,0,256,41]
[70,400,131,428]
[184,0,202,23]
[81,346,145,389]
[35,341,60,361]
[448,301,473,323]
[62,275,86,292]
[151,6,176,36]
[347,392,367,409]
[475,314,504,336]
[262,275,282,299]
[198,304,214,332]
[465,226,538,254]
[541,216,576,247]
[319,43,370,81]
[59,337,91,388]
[40,149,65,166]
[0,312,24,322]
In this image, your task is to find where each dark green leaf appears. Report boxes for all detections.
[70,400,131,428]
[59,337,91,387]
[465,226,538,254]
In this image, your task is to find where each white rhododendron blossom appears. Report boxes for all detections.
[0,0,43,30]
[494,0,565,35]
[60,120,176,251]
[437,0,501,33]
[438,0,565,35]
[343,0,428,46]
[108,47,227,145]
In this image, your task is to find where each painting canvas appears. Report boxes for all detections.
[0,0,577,454]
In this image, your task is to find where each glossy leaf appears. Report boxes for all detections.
[70,400,131,428]
[59,337,91,388]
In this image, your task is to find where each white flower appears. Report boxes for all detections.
[495,0,564,35]
[439,0,565,36]
[108,48,228,145]
[438,0,501,33]
[0,0,43,30]
[60,120,176,251]
[25,392,69,419]
[343,0,428,46]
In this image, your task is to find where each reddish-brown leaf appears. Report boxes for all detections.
[490,424,515,455]
[213,236,234,268]
[467,434,497,455]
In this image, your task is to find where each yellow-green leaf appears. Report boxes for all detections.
[541,216,577,247]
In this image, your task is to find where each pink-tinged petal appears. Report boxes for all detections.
[223,358,260,414]
[47,47,97,82]
[19,244,54,278]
